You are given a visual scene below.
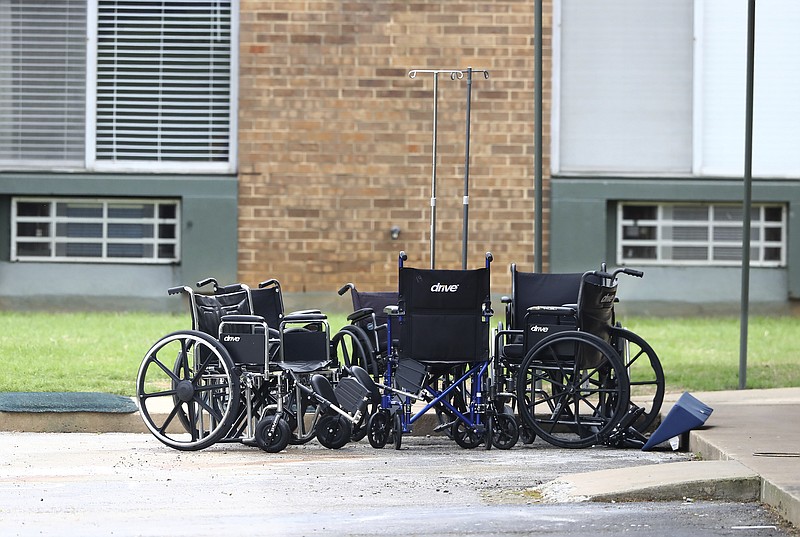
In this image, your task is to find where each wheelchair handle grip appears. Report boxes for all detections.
[196,277,217,289]
[168,286,189,296]
[258,278,280,289]
[338,283,355,296]
[621,268,644,278]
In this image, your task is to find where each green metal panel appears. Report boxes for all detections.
[550,177,800,302]
[0,173,238,310]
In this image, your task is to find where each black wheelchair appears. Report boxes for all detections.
[135,279,370,452]
[494,264,665,449]
[334,283,398,380]
[365,252,519,450]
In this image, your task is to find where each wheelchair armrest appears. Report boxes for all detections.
[383,305,401,316]
[283,312,327,323]
[221,314,266,324]
[526,305,576,316]
[347,307,374,323]
[287,309,322,316]
[216,283,247,294]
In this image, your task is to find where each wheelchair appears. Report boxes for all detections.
[366,251,519,450]
[495,264,665,449]
[135,278,370,452]
[334,283,398,380]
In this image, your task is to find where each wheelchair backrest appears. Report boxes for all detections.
[350,289,398,332]
[250,283,285,329]
[511,267,582,329]
[397,266,491,365]
[192,290,252,337]
[349,289,399,354]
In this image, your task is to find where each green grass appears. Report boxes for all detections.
[0,312,797,396]
[620,315,800,392]
[0,311,350,396]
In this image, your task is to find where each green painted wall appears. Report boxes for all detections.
[550,177,800,307]
[0,173,238,311]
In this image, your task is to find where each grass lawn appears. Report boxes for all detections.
[0,311,797,396]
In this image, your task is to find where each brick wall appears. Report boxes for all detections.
[238,0,551,297]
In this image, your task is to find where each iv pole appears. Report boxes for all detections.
[408,68,489,269]
[461,67,490,268]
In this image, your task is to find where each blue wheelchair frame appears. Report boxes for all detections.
[367,251,503,450]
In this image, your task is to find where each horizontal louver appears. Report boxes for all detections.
[12,197,180,263]
[618,203,786,267]
[95,0,232,162]
[0,0,86,166]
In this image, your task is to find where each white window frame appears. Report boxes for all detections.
[11,197,181,264]
[1,0,238,174]
[617,202,786,267]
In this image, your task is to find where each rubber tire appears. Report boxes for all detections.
[451,419,482,449]
[491,412,520,450]
[255,415,291,453]
[367,410,390,449]
[316,414,352,449]
[609,326,665,435]
[392,411,403,450]
[516,330,630,449]
[136,330,239,451]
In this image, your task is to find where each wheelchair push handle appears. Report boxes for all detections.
[588,267,644,284]
[196,277,217,289]
[619,267,644,278]
[168,285,192,296]
[338,283,355,296]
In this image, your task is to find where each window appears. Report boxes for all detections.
[554,0,800,177]
[618,202,786,267]
[0,0,236,173]
[11,197,180,263]
[0,1,87,167]
[554,0,693,174]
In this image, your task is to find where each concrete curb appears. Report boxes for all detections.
[535,460,761,503]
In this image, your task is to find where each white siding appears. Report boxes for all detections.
[697,0,800,177]
[555,0,694,174]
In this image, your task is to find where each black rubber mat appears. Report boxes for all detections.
[0,392,137,413]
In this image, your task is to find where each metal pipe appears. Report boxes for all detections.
[739,0,756,390]
[534,0,543,273]
[462,68,473,269]
[431,72,439,269]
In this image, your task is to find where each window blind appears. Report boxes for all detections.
[95,0,233,163]
[0,0,86,166]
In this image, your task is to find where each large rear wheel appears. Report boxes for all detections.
[610,326,665,435]
[516,331,630,449]
[136,330,239,451]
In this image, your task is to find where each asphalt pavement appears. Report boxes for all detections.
[0,387,798,533]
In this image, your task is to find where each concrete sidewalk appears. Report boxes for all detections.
[536,388,800,529]
[1,387,798,529]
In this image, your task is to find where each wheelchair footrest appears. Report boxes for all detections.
[334,377,371,414]
[395,359,427,394]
